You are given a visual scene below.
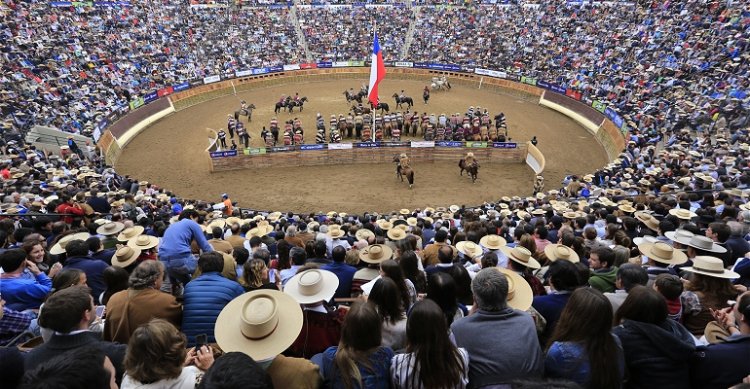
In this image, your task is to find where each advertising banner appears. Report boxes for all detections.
[300,144,326,151]
[474,68,507,79]
[210,150,237,158]
[333,61,349,68]
[143,91,158,104]
[506,74,521,82]
[268,146,295,153]
[436,141,463,148]
[235,69,253,77]
[394,61,413,68]
[410,141,435,148]
[300,63,318,69]
[244,147,267,155]
[252,67,270,75]
[316,62,333,68]
[283,64,301,71]
[492,142,518,149]
[592,100,607,113]
[521,76,537,86]
[426,63,461,71]
[565,89,582,101]
[348,61,365,67]
[537,80,550,89]
[203,75,220,84]
[268,65,283,73]
[550,84,567,94]
[382,141,410,147]
[612,114,624,129]
[173,82,190,92]
[465,141,488,148]
[157,86,173,98]
[327,143,353,150]
[354,142,381,148]
[129,97,144,110]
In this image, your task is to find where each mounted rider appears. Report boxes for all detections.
[397,152,411,176]
[465,152,478,168]
[293,92,300,102]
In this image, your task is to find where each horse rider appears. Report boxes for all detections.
[279,95,286,104]
[400,89,406,100]
[398,152,411,176]
[465,152,478,168]
[294,92,300,103]
[240,100,248,111]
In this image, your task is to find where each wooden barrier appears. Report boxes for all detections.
[210,144,528,172]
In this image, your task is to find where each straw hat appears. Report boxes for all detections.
[500,246,541,269]
[664,229,695,246]
[355,228,375,241]
[544,244,580,263]
[479,234,507,250]
[283,269,339,304]
[406,217,418,227]
[376,219,393,230]
[637,242,688,265]
[456,241,483,259]
[128,235,159,250]
[267,212,282,222]
[111,246,141,268]
[668,208,697,220]
[387,227,407,241]
[327,225,345,239]
[226,217,242,226]
[96,221,125,236]
[248,224,274,238]
[358,244,393,264]
[399,209,410,215]
[215,290,303,360]
[494,267,533,311]
[49,232,92,255]
[683,256,739,279]
[449,205,460,213]
[117,226,145,242]
[618,204,636,213]
[634,211,660,232]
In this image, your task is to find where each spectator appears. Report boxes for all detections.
[368,277,408,351]
[681,256,741,336]
[588,246,618,293]
[0,248,52,310]
[604,264,649,315]
[20,347,118,389]
[158,209,214,291]
[198,352,273,389]
[280,247,307,286]
[532,259,581,344]
[323,245,357,299]
[243,258,280,291]
[62,239,109,304]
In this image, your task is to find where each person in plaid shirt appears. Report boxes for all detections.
[0,299,35,345]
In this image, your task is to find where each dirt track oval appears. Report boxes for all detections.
[115,78,608,213]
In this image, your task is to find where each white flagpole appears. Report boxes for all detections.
[371,21,376,142]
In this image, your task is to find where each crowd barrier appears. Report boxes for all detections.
[209,141,528,172]
[102,66,624,171]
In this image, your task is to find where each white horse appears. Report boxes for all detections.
[430,76,452,91]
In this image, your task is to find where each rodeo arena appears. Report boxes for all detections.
[6,1,750,389]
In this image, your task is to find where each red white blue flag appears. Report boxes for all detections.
[368,33,386,106]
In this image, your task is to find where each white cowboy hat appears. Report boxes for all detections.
[96,221,125,236]
[638,242,688,265]
[49,232,92,255]
[387,227,407,241]
[358,244,393,264]
[406,217,418,227]
[634,211,660,232]
[500,246,541,269]
[683,256,739,279]
[128,235,159,251]
[664,229,695,246]
[494,267,533,311]
[456,241,483,259]
[283,269,339,304]
[544,244,580,263]
[117,226,145,242]
[214,290,303,361]
[449,205,460,213]
[683,235,727,253]
[668,208,697,220]
[479,234,507,250]
[111,246,141,268]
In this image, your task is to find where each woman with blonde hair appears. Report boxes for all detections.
[242,258,279,291]
[122,319,213,389]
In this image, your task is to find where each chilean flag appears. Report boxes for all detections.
[368,33,386,106]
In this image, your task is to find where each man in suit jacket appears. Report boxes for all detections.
[26,286,126,385]
[422,230,457,266]
[104,261,182,344]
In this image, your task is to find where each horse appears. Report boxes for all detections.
[286,97,308,113]
[372,102,389,114]
[459,158,480,183]
[351,105,371,115]
[393,155,414,189]
[344,90,365,104]
[431,76,452,91]
[234,103,256,122]
[392,93,414,109]
[274,98,288,114]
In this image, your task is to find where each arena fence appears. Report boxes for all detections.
[101,66,624,172]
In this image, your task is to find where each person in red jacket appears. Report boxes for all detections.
[55,194,85,225]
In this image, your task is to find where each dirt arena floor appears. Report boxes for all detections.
[115,78,608,214]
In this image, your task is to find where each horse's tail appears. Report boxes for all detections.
[407,170,414,185]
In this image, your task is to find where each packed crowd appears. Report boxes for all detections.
[298,6,413,62]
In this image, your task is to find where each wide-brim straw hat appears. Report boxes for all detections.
[387,227,407,241]
[500,246,541,269]
[544,244,580,263]
[406,217,418,227]
[283,269,339,304]
[634,211,660,232]
[683,256,739,279]
[664,229,695,246]
[480,234,507,250]
[117,226,145,242]
[456,241,483,259]
[267,212,283,222]
[449,205,460,213]
[327,225,345,239]
[128,235,159,250]
[494,267,533,311]
[49,232,92,255]
[111,246,141,268]
[215,290,303,361]
[96,221,125,236]
[376,219,393,230]
[399,209,410,215]
[684,235,727,253]
[618,204,636,213]
[669,208,697,220]
[358,244,393,264]
[638,242,688,265]
[226,217,242,226]
[355,228,375,241]
[248,225,274,238]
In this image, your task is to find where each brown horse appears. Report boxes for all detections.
[459,158,479,183]
[393,156,415,189]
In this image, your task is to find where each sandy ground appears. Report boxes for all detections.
[115,78,608,213]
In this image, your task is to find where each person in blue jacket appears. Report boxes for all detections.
[181,252,244,346]
[158,209,213,289]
